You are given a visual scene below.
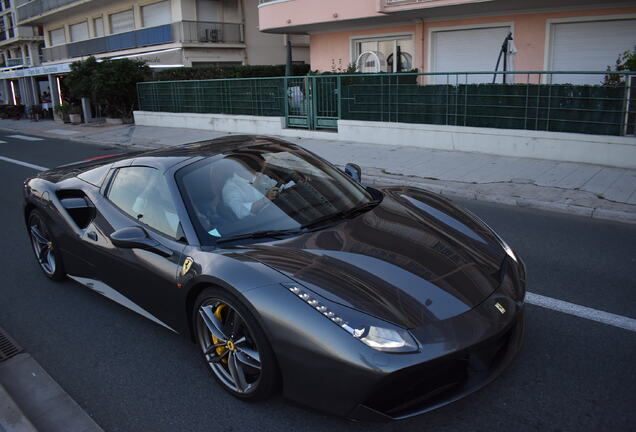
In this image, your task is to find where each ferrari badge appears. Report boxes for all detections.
[181,257,194,276]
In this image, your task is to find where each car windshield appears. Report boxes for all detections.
[177,142,373,242]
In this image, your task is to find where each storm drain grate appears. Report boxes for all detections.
[0,327,23,361]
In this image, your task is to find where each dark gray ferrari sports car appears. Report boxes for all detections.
[23,135,525,420]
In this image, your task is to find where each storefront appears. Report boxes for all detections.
[0,63,70,118]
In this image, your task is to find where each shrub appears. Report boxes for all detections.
[153,64,310,81]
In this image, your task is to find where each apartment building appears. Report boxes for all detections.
[0,0,309,108]
[259,0,635,84]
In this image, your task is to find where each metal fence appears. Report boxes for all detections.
[138,78,285,117]
[138,71,636,136]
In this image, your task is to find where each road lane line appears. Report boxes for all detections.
[0,156,48,171]
[526,292,636,332]
[0,140,6,144]
[7,134,44,141]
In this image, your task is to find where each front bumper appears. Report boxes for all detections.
[247,263,526,420]
[350,307,524,420]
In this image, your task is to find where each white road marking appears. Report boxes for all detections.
[526,292,636,332]
[0,140,6,144]
[0,155,47,171]
[7,134,44,141]
[47,129,79,135]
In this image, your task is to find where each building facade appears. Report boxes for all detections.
[259,0,635,84]
[0,0,309,111]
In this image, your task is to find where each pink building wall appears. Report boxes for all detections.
[307,6,636,72]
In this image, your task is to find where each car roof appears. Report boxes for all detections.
[131,135,297,170]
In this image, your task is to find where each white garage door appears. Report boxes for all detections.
[431,26,513,84]
[549,19,636,85]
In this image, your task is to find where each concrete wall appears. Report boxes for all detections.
[133,110,636,169]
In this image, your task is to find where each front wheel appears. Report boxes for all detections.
[28,210,65,281]
[194,288,279,401]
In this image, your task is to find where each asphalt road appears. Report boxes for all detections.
[1,132,635,432]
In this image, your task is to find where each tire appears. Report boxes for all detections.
[28,210,66,281]
[193,287,279,401]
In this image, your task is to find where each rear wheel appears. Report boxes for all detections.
[28,210,65,281]
[194,288,278,401]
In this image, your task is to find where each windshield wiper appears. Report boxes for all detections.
[215,228,307,244]
[302,199,381,229]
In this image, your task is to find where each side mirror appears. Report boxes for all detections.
[344,163,362,183]
[110,226,172,257]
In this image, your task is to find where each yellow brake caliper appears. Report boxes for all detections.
[211,304,228,364]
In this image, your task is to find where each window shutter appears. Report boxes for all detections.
[110,10,134,34]
[142,1,171,27]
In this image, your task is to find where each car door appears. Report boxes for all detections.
[79,165,188,333]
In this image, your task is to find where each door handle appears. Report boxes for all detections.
[87,231,98,241]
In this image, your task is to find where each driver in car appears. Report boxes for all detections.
[221,157,280,220]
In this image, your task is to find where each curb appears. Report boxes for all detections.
[0,353,103,432]
[0,383,38,432]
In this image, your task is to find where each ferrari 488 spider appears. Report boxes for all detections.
[23,135,525,420]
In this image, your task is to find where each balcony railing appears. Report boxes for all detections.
[16,0,87,23]
[6,58,23,66]
[177,21,244,44]
[382,0,489,10]
[42,21,244,62]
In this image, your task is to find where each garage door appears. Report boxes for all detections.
[549,19,636,85]
[431,26,513,84]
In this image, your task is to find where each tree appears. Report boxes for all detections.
[65,56,151,119]
[65,56,100,101]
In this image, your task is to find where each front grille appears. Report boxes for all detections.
[0,327,23,362]
[364,320,519,418]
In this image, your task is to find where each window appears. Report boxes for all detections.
[196,0,221,22]
[353,35,414,73]
[69,21,89,42]
[49,27,66,46]
[430,26,513,84]
[109,9,134,34]
[142,1,171,27]
[549,19,636,85]
[177,145,372,242]
[108,167,182,240]
[93,17,104,37]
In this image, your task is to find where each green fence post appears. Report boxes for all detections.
[283,77,289,128]
[546,81,553,132]
[337,75,342,122]
[310,76,317,130]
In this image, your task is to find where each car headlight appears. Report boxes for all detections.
[284,284,419,353]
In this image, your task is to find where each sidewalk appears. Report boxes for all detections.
[1,118,635,223]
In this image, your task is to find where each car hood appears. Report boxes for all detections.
[239,187,507,329]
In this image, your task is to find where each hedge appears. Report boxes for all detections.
[153,64,311,81]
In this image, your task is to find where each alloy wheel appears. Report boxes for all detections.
[196,300,262,394]
[29,217,56,276]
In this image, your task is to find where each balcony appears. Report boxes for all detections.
[16,0,95,24]
[380,0,495,12]
[42,21,244,62]
[6,58,23,67]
